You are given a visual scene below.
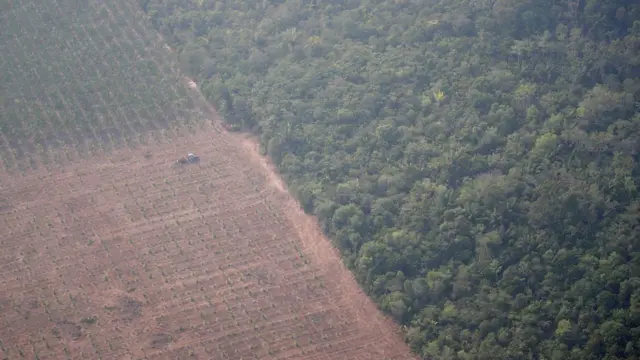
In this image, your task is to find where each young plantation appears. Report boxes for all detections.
[0,0,208,172]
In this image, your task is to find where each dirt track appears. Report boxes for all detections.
[0,82,418,359]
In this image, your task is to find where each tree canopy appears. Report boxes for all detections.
[140,0,640,358]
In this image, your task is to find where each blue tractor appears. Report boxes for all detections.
[174,153,200,166]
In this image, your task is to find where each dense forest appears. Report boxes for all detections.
[138,0,640,359]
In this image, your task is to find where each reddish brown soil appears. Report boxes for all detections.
[0,120,418,358]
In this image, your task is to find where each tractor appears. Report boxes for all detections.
[174,153,200,167]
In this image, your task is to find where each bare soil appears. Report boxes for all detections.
[0,92,417,359]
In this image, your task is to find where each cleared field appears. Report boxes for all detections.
[0,119,417,359]
[0,0,417,358]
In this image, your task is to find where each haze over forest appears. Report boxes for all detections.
[0,0,639,359]
[142,0,640,359]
